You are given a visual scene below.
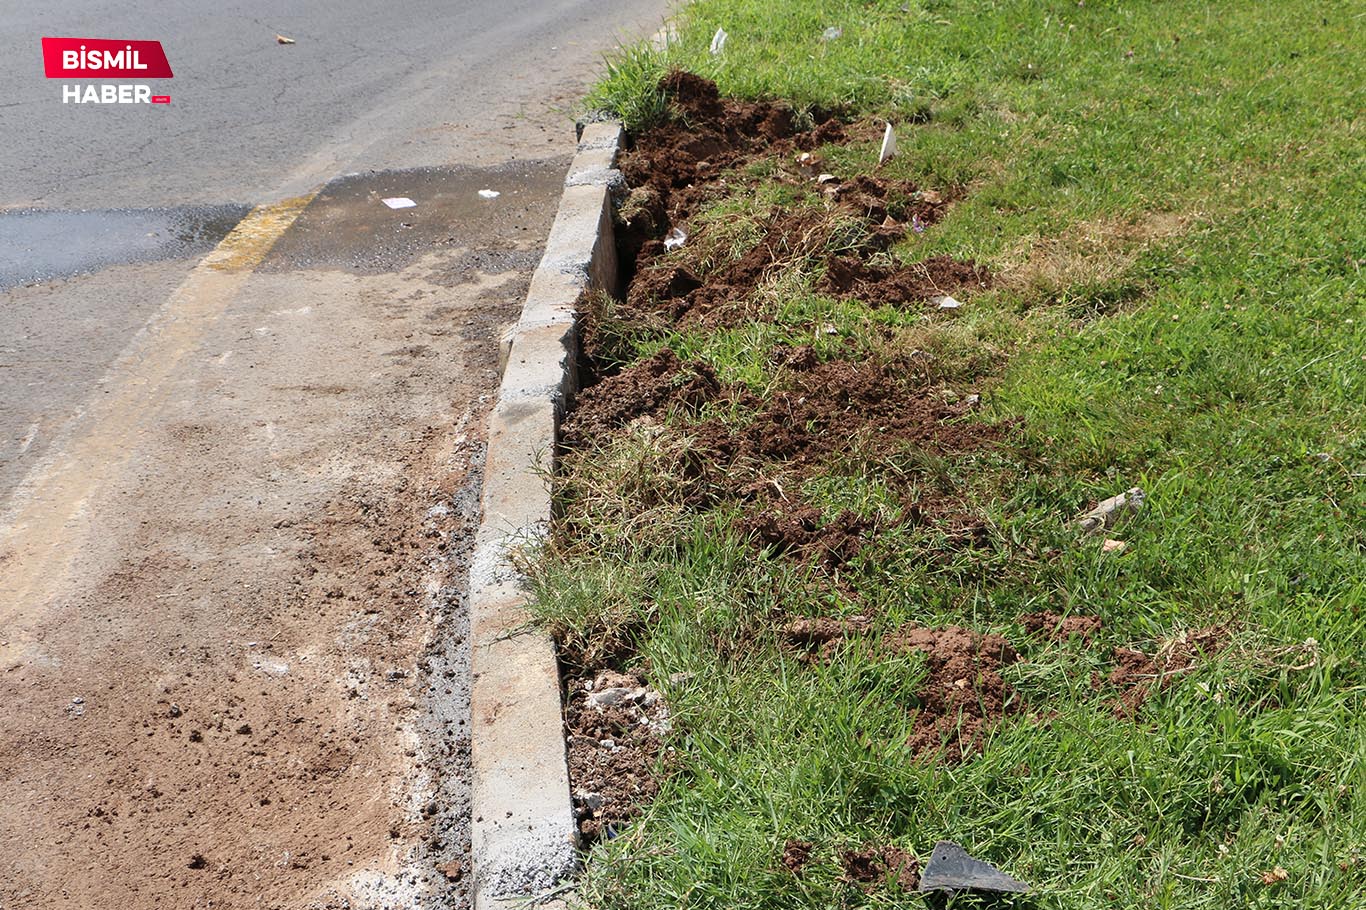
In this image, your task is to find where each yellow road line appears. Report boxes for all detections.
[0,192,316,652]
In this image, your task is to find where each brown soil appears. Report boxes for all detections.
[1107,627,1225,717]
[821,253,991,307]
[564,353,1006,570]
[561,348,720,448]
[619,71,803,211]
[1021,611,1103,642]
[564,671,668,845]
[840,844,920,890]
[782,839,814,876]
[889,626,1021,762]
[739,507,876,571]
[558,73,1008,820]
[605,72,983,333]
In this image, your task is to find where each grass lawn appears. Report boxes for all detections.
[532,1,1365,906]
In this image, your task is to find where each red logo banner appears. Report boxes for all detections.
[42,38,173,79]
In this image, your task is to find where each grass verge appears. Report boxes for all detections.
[536,1,1364,906]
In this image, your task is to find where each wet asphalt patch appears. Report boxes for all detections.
[0,205,250,290]
[259,158,568,279]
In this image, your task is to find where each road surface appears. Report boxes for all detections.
[0,3,665,907]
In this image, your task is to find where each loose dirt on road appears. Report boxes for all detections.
[0,160,565,909]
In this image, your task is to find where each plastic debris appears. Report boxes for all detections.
[381,197,417,209]
[1076,487,1145,535]
[275,34,295,45]
[664,226,687,252]
[477,189,500,199]
[817,173,838,184]
[1102,538,1128,554]
[879,122,897,164]
[710,27,728,55]
[822,26,843,41]
[919,841,1030,894]
[934,295,962,310]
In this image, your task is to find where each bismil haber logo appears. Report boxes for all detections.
[42,37,174,104]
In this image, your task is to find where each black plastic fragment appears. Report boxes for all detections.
[918,840,1030,894]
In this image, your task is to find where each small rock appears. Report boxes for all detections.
[576,791,606,814]
[1076,487,1145,535]
[586,686,640,708]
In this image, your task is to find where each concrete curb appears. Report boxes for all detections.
[469,121,624,910]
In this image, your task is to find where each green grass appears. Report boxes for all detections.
[536,1,1366,906]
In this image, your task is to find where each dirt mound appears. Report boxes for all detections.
[624,188,971,328]
[564,670,669,843]
[889,625,1021,762]
[707,359,1001,466]
[840,844,920,890]
[621,71,802,202]
[562,348,721,447]
[782,839,814,876]
[739,507,875,570]
[1107,627,1225,717]
[822,254,990,306]
[1021,611,1103,642]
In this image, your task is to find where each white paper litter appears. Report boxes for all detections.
[664,227,687,252]
[477,189,500,199]
[879,122,897,164]
[934,295,963,310]
[822,27,843,41]
[382,197,417,209]
[710,27,728,55]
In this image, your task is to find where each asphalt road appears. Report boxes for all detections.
[0,3,666,907]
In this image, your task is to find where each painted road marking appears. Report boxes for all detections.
[0,192,316,658]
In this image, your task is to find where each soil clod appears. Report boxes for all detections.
[888,626,1020,762]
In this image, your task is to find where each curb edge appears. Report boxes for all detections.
[469,121,625,910]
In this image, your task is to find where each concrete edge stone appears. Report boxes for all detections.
[469,122,623,910]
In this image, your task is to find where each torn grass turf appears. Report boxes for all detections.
[534,0,1365,905]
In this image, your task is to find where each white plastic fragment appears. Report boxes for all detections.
[879,122,897,164]
[477,189,501,199]
[664,226,687,252]
[822,26,843,41]
[817,173,838,184]
[710,27,728,55]
[934,295,963,310]
[1076,487,1145,536]
[381,197,416,209]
